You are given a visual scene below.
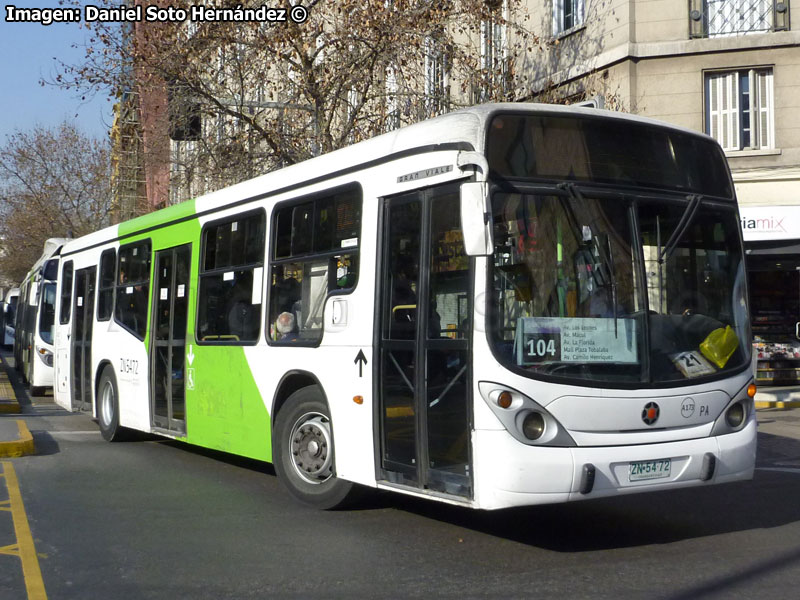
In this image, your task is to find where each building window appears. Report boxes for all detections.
[478,1,509,101]
[424,34,449,117]
[269,186,361,344]
[197,210,265,344]
[553,0,585,36]
[689,0,790,39]
[115,240,152,340]
[705,68,774,152]
[385,64,401,132]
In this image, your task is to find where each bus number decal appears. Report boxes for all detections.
[119,358,139,375]
[524,332,561,362]
[527,337,557,358]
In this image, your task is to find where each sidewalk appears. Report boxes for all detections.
[0,418,34,457]
[754,386,800,409]
[0,355,35,457]
[0,362,20,414]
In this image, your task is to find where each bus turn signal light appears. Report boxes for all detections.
[497,391,513,409]
[747,384,757,398]
[353,396,364,405]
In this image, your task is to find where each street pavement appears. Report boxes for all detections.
[4,348,800,458]
[4,349,800,599]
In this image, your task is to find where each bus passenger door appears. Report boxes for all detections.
[150,244,191,434]
[71,267,96,411]
[378,184,472,499]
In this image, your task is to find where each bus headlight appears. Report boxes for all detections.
[520,411,546,440]
[710,380,754,436]
[479,382,575,447]
[36,346,53,367]
[725,401,746,428]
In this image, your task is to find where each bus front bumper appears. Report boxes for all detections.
[471,416,757,510]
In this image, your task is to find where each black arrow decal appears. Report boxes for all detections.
[354,349,368,378]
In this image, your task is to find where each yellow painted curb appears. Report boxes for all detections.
[755,401,800,410]
[0,421,35,458]
[0,402,21,414]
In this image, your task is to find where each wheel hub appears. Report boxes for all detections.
[290,413,333,484]
[101,381,114,427]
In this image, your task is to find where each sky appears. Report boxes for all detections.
[0,1,114,142]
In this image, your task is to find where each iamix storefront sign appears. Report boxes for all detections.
[740,205,800,243]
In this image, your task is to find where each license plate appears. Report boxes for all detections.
[629,459,671,482]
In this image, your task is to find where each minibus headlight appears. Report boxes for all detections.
[521,412,546,440]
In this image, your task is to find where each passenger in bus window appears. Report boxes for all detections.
[276,311,298,342]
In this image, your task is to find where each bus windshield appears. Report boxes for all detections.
[488,191,750,385]
[486,113,734,198]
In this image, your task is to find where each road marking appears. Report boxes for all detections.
[756,467,800,475]
[0,461,47,599]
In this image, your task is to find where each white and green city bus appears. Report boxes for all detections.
[2,287,20,348]
[53,104,757,509]
[15,238,68,395]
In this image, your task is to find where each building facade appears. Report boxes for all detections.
[518,0,799,384]
[119,1,799,382]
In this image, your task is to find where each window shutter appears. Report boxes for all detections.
[727,72,740,150]
[708,74,720,141]
[754,69,774,149]
[708,72,739,151]
[708,73,739,150]
[553,0,563,35]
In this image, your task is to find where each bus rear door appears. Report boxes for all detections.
[150,244,191,434]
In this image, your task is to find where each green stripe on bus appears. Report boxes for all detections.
[119,199,271,460]
[118,199,199,239]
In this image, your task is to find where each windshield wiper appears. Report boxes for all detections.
[658,194,703,264]
[557,183,620,334]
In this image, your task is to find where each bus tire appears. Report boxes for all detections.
[29,384,45,397]
[97,365,123,442]
[273,387,361,510]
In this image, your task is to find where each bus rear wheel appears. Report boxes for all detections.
[273,387,361,509]
[97,365,123,442]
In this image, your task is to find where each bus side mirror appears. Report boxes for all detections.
[460,181,493,256]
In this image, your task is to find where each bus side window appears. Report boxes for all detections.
[197,210,265,344]
[268,186,362,344]
[97,249,116,321]
[115,241,151,339]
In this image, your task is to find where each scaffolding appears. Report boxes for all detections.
[110,91,149,224]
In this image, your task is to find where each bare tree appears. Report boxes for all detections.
[54,0,543,204]
[0,122,112,284]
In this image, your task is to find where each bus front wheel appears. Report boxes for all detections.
[97,365,123,442]
[273,387,361,509]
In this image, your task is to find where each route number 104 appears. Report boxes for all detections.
[527,338,557,358]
